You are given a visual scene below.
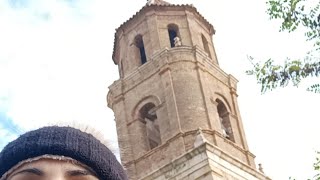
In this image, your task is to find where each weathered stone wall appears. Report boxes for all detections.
[108,47,258,178]
[140,143,270,180]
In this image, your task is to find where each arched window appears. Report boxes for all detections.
[201,34,211,58]
[216,99,234,142]
[134,35,147,64]
[167,24,180,48]
[139,103,161,149]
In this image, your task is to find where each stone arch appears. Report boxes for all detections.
[213,93,232,113]
[134,34,147,65]
[132,95,161,119]
[132,95,162,150]
[167,24,180,48]
[213,94,234,142]
[215,99,234,142]
[201,34,211,58]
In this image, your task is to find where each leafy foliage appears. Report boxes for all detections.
[268,0,320,47]
[315,152,320,180]
[246,54,320,93]
[288,152,320,180]
[247,0,320,93]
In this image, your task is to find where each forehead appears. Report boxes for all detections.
[13,158,86,169]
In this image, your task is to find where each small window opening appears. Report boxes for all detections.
[139,103,161,149]
[119,59,124,78]
[168,29,177,47]
[201,34,212,58]
[135,35,147,64]
[216,100,234,142]
[168,24,180,48]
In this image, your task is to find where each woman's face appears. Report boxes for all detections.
[7,159,99,180]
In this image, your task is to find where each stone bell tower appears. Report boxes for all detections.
[107,0,270,179]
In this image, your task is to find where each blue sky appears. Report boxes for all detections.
[0,0,77,141]
[0,111,21,150]
[0,93,20,150]
[0,0,320,179]
[0,0,125,152]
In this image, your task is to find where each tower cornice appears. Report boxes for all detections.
[108,46,234,107]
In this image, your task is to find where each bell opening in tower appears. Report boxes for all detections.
[216,99,234,142]
[201,34,212,58]
[139,103,161,150]
[134,34,147,64]
[167,24,179,48]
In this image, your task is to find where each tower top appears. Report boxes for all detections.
[112,1,215,65]
[147,0,170,5]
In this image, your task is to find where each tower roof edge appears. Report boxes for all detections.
[147,0,171,6]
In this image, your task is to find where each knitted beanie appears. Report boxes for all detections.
[0,126,127,180]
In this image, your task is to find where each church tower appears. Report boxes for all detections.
[107,1,270,179]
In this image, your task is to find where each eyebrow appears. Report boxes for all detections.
[11,168,44,176]
[66,169,97,177]
[67,169,90,176]
[8,167,98,179]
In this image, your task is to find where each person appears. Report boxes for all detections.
[0,126,128,180]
